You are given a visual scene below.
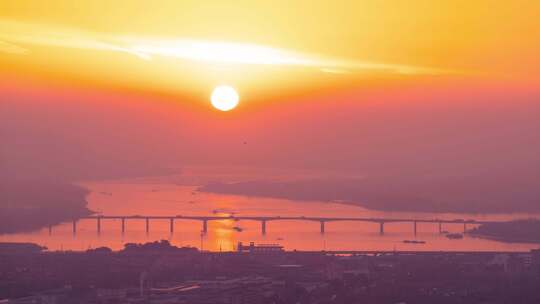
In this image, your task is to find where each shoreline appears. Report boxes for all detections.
[468,233,540,244]
[0,241,536,254]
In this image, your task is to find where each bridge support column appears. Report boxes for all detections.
[202,220,208,233]
[261,220,267,235]
[169,218,174,233]
[48,225,52,235]
[121,218,126,234]
[97,217,101,234]
[320,221,325,234]
[413,221,417,235]
[439,222,442,234]
[72,220,77,235]
[145,218,150,234]
[379,222,384,235]
[463,223,467,233]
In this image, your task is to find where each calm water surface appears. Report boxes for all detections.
[2,168,539,252]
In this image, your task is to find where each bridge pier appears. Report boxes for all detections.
[145,218,150,234]
[169,218,174,233]
[379,222,384,235]
[413,221,417,235]
[261,220,267,235]
[48,225,52,235]
[202,220,208,233]
[72,220,77,235]
[463,223,467,233]
[97,217,101,234]
[121,218,126,234]
[320,221,325,234]
[439,222,442,234]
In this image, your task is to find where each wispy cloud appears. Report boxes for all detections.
[0,40,29,55]
[0,19,446,75]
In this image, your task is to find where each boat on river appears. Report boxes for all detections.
[446,233,464,239]
[403,240,426,244]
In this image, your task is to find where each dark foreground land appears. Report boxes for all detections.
[1,241,540,304]
[0,179,92,234]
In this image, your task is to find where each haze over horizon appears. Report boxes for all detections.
[1,1,540,213]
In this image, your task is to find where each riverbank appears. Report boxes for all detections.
[468,219,540,244]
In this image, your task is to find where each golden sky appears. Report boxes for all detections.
[2,0,540,107]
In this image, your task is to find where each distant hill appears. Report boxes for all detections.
[0,179,92,233]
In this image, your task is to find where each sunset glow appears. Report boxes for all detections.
[1,0,540,255]
[2,1,540,105]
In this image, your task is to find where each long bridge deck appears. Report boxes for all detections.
[81,215,497,224]
[55,214,501,235]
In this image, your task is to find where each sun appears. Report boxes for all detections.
[211,85,239,111]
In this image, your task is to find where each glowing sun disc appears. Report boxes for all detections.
[211,85,239,111]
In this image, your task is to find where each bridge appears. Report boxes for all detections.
[56,214,500,235]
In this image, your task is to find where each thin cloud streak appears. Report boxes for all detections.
[0,19,446,75]
[0,40,28,55]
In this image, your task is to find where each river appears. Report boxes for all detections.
[2,167,539,252]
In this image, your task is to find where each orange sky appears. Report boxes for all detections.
[1,1,540,182]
